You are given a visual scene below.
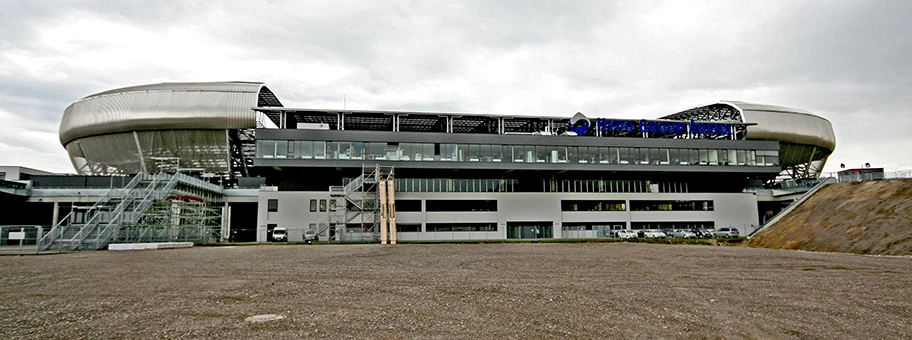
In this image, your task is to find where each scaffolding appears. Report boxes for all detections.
[37,171,224,251]
[327,164,395,242]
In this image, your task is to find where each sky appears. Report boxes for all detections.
[0,0,910,174]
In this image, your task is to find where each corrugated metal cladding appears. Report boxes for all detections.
[59,82,264,145]
[724,101,836,153]
[82,82,267,100]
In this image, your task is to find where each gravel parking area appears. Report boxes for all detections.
[1,243,910,339]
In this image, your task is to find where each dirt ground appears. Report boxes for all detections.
[1,243,910,339]
[750,179,912,255]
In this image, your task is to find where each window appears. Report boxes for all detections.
[631,221,714,230]
[425,200,497,212]
[630,200,714,211]
[310,199,317,212]
[319,199,327,212]
[561,200,627,211]
[295,141,311,159]
[397,224,422,232]
[426,223,497,232]
[0,172,5,180]
[275,141,288,158]
[267,199,278,212]
[257,140,275,158]
[395,200,422,212]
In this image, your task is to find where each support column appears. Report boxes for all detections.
[379,180,389,244]
[51,201,59,227]
[388,179,397,244]
[222,203,231,242]
[133,131,147,173]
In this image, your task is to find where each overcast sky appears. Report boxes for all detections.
[1,0,910,174]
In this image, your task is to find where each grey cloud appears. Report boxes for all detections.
[0,0,910,173]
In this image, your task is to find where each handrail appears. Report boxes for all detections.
[72,174,159,250]
[93,173,172,249]
[94,172,182,249]
[37,171,226,251]
[343,175,364,194]
[748,177,836,238]
[37,174,148,251]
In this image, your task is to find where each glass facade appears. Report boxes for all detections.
[630,221,715,230]
[393,178,518,193]
[630,200,714,211]
[257,140,778,167]
[561,200,627,211]
[426,223,497,232]
[344,178,685,194]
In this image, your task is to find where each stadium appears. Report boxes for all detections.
[1,81,836,250]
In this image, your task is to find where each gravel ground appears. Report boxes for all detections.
[1,243,910,339]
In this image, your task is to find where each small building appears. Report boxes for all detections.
[837,168,884,182]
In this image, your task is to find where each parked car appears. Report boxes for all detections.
[692,229,713,238]
[670,229,697,238]
[616,230,638,239]
[714,227,740,238]
[272,226,287,242]
[304,230,317,244]
[644,229,667,239]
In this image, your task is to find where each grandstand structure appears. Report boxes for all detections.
[58,82,282,184]
[0,81,837,249]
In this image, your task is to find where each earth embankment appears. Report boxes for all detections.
[749,179,912,255]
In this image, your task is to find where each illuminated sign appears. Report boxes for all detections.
[567,113,732,136]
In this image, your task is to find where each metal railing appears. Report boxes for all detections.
[748,176,836,238]
[91,173,181,250]
[37,173,150,251]
[67,173,163,250]
[1,225,46,254]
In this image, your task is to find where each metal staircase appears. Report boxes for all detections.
[327,165,394,242]
[37,172,224,251]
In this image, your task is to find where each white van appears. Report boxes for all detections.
[272,226,287,242]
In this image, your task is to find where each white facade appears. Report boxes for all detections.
[255,190,759,242]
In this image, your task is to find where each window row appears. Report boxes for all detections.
[394,178,518,193]
[561,200,626,212]
[257,140,779,167]
[426,223,498,232]
[561,200,714,212]
[546,180,688,193]
[426,200,497,212]
[309,199,327,212]
[629,200,714,211]
[278,199,712,213]
[629,221,716,230]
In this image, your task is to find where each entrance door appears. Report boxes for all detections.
[507,221,553,239]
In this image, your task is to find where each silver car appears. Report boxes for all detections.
[670,229,697,238]
[616,230,638,239]
[644,229,667,239]
[713,227,740,238]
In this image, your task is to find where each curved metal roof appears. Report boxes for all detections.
[662,101,836,153]
[723,101,836,153]
[59,81,282,146]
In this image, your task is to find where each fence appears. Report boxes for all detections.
[0,225,46,254]
[885,169,912,180]
[819,169,912,182]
